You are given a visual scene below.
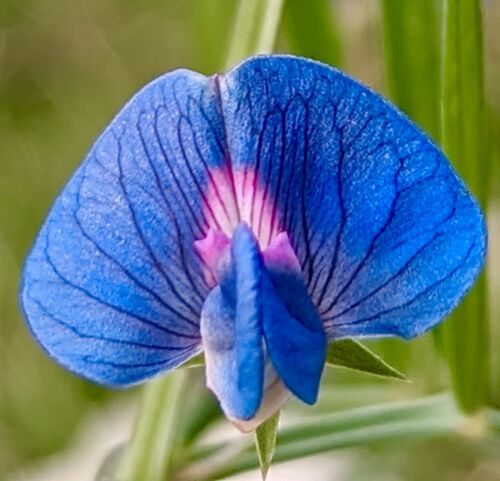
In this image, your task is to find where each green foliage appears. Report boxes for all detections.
[255,411,280,480]
[182,396,461,480]
[326,339,406,380]
[381,0,441,139]
[439,0,489,414]
[282,0,342,66]
[1,0,499,480]
[116,371,188,481]
[182,339,405,381]
[225,0,285,69]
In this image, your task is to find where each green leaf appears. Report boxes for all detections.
[255,411,280,480]
[325,339,406,380]
[181,341,405,382]
[439,0,489,414]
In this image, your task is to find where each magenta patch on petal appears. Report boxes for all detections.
[202,167,282,249]
[194,228,230,286]
[197,167,296,286]
[233,169,281,249]
[201,168,240,237]
[262,232,301,273]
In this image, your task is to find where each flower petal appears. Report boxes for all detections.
[201,224,324,427]
[219,56,486,339]
[261,233,327,404]
[201,225,265,422]
[201,285,264,423]
[21,69,236,385]
[21,54,487,391]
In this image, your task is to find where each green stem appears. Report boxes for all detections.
[116,370,188,481]
[439,0,489,414]
[225,0,285,70]
[224,3,286,476]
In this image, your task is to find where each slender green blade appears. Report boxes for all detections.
[116,370,188,481]
[183,396,459,480]
[381,0,441,139]
[254,411,280,480]
[225,4,287,477]
[225,0,285,69]
[326,339,406,380]
[439,0,489,413]
[283,0,341,66]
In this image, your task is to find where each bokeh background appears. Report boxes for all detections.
[1,1,500,480]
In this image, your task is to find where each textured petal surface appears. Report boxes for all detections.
[21,69,235,385]
[21,55,486,390]
[219,55,486,339]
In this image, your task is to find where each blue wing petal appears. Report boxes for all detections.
[219,55,486,339]
[261,268,326,404]
[21,69,234,385]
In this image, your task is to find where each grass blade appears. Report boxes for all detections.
[116,370,188,481]
[181,395,459,480]
[439,0,489,413]
[225,0,285,69]
[282,0,341,66]
[381,0,441,139]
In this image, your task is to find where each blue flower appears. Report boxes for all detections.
[20,55,486,431]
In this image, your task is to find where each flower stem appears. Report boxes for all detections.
[116,370,188,481]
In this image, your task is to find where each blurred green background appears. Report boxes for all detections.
[1,0,500,480]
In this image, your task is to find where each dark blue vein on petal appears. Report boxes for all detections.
[42,225,198,340]
[220,56,486,340]
[112,132,200,322]
[21,57,487,387]
[21,70,227,386]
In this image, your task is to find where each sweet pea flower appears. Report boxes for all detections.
[21,56,486,431]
